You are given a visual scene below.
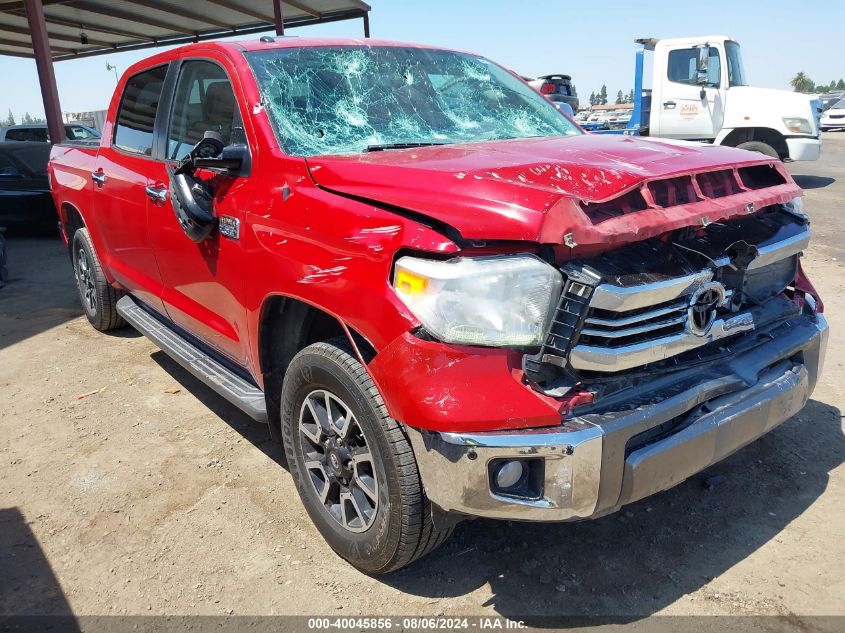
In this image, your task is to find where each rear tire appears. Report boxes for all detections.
[281,337,453,574]
[72,228,125,331]
[736,140,779,159]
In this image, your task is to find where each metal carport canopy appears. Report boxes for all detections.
[0,0,371,141]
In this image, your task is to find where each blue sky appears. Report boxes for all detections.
[1,0,842,119]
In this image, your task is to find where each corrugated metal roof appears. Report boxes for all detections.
[0,0,370,60]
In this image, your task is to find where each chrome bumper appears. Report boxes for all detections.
[406,314,827,521]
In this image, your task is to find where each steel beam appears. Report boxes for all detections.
[273,0,284,35]
[23,0,65,142]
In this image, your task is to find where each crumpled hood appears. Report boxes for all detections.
[306,134,798,244]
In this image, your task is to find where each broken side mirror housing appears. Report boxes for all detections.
[194,144,252,178]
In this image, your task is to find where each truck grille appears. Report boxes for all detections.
[578,298,691,347]
[535,216,810,374]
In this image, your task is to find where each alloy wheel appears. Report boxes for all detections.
[76,248,96,312]
[298,389,379,533]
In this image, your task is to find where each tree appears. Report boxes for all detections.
[615,90,624,104]
[837,79,845,91]
[789,72,815,94]
[599,84,608,105]
[589,91,596,106]
[627,88,635,103]
[570,84,578,97]
[4,108,14,126]
[22,112,34,124]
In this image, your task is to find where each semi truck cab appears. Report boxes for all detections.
[623,36,821,161]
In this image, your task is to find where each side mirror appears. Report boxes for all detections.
[194,143,251,178]
[696,45,710,85]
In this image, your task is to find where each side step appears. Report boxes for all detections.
[117,295,268,422]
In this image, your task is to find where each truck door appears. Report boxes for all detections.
[146,59,250,367]
[93,64,169,314]
[652,44,724,140]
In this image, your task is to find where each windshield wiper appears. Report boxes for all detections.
[365,142,447,152]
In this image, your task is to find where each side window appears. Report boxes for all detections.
[6,128,47,142]
[167,60,242,160]
[667,47,721,87]
[66,126,97,140]
[114,65,168,156]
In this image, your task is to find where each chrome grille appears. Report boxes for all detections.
[555,225,811,374]
[579,299,689,344]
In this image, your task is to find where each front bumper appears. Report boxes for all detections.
[406,313,828,521]
[785,136,821,161]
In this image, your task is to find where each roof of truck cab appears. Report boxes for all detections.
[121,37,474,76]
[656,35,735,45]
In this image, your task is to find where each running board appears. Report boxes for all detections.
[117,295,268,422]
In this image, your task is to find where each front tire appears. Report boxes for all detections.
[281,338,452,574]
[736,140,780,159]
[72,228,125,331]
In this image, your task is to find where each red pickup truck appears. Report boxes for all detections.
[49,38,828,574]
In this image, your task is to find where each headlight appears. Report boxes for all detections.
[783,117,812,134]
[784,195,806,218]
[393,254,563,347]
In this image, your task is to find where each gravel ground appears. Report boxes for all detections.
[1,133,844,625]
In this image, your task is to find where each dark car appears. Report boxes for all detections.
[0,122,100,143]
[527,74,579,111]
[0,141,57,233]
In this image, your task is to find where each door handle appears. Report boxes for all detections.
[145,184,168,205]
[91,171,106,187]
[663,101,677,109]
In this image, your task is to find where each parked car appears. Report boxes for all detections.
[553,101,574,117]
[0,122,100,143]
[49,38,827,574]
[0,141,57,232]
[819,91,845,113]
[0,230,7,288]
[820,97,845,131]
[527,74,579,111]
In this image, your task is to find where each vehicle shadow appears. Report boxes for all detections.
[0,237,81,351]
[792,175,835,190]
[148,350,286,468]
[381,399,844,624]
[0,507,81,631]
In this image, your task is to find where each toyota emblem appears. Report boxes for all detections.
[687,282,726,336]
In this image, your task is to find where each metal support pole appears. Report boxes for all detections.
[363,12,370,38]
[23,0,65,143]
[272,0,284,36]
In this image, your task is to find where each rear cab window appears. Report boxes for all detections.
[113,65,168,156]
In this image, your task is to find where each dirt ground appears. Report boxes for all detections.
[1,134,844,625]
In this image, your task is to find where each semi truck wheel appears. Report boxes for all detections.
[281,338,453,573]
[71,228,125,331]
[736,140,779,159]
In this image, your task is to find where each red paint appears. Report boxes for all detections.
[48,39,814,434]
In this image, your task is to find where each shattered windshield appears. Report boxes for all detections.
[246,46,581,156]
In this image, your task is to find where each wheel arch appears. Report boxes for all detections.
[256,294,379,440]
[717,127,789,159]
[60,202,86,252]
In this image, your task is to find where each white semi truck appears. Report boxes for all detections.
[591,36,821,161]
